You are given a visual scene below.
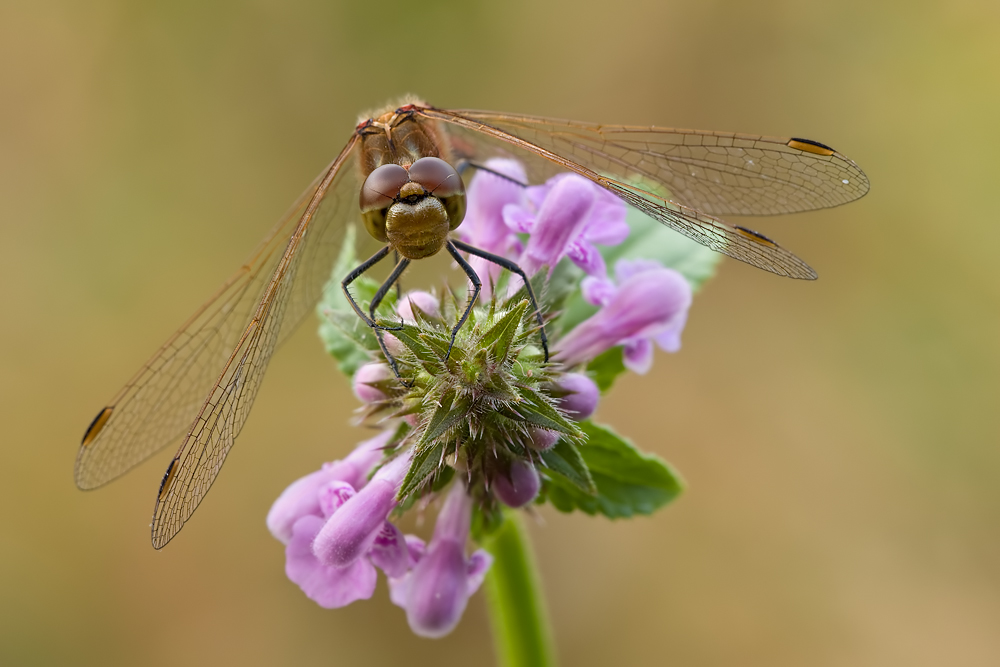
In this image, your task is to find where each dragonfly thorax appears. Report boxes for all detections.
[359,156,467,260]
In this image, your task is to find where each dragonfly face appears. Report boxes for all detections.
[76,97,869,549]
[359,157,467,260]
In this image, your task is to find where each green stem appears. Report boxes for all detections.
[482,510,557,667]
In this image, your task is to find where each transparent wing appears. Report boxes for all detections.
[421,107,835,279]
[438,109,868,217]
[147,136,363,548]
[75,174,324,491]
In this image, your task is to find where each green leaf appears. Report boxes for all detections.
[317,225,384,376]
[417,390,460,446]
[585,347,626,393]
[539,438,595,495]
[544,420,684,518]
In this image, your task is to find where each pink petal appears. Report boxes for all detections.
[317,480,356,518]
[405,538,470,638]
[285,515,376,609]
[396,290,440,321]
[352,362,394,404]
[465,549,493,595]
[556,372,600,420]
[312,450,412,568]
[368,521,410,578]
[581,276,617,307]
[554,267,691,368]
[566,240,607,276]
[623,337,654,375]
[501,203,536,234]
[522,176,595,274]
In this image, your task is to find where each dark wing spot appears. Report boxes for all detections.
[734,226,779,248]
[81,407,113,447]
[787,138,836,156]
[158,458,179,502]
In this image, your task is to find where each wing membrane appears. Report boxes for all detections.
[441,109,868,217]
[422,107,828,279]
[150,136,361,548]
[74,172,326,491]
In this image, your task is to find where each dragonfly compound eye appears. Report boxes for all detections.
[360,163,410,242]
[407,157,466,230]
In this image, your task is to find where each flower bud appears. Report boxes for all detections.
[493,459,541,508]
[556,372,599,420]
[528,428,560,451]
[352,362,394,404]
[396,290,440,322]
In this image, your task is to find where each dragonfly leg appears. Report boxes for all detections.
[393,250,402,299]
[444,240,482,361]
[342,244,391,329]
[450,238,549,362]
[369,257,411,382]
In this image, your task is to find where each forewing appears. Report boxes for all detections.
[150,136,362,548]
[75,170,326,491]
[438,109,868,217]
[421,108,818,279]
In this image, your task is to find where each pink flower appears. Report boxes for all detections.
[456,158,529,294]
[312,449,413,568]
[388,482,493,638]
[266,430,391,544]
[284,514,378,608]
[528,428,561,451]
[503,173,628,277]
[278,454,414,609]
[554,259,691,372]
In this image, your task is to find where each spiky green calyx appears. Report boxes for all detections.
[359,287,584,526]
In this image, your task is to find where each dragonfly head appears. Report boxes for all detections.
[360,157,466,260]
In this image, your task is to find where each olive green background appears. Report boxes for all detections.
[2,1,998,665]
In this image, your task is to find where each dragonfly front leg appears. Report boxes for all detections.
[342,245,392,330]
[444,240,482,361]
[369,257,411,382]
[451,238,549,362]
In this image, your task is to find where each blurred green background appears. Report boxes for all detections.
[2,0,999,665]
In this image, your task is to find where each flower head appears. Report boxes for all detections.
[285,154,710,639]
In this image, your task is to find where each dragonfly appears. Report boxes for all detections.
[76,98,869,549]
